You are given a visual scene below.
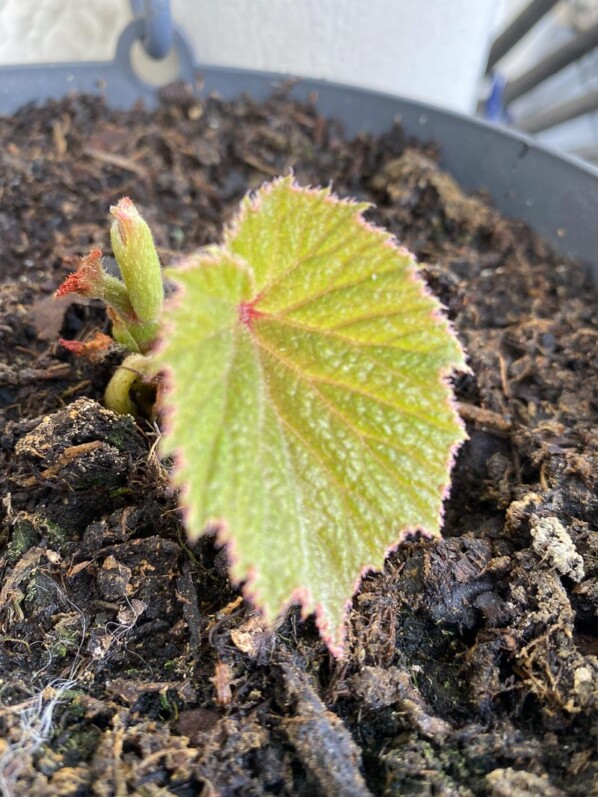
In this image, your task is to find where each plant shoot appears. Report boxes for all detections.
[56,179,467,654]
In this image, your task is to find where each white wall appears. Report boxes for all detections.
[0,0,131,64]
[0,0,500,113]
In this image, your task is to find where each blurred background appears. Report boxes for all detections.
[1,1,597,162]
[484,0,598,163]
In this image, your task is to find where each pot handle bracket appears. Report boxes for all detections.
[130,0,173,60]
[0,0,197,115]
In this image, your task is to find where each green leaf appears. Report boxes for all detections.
[156,177,466,655]
[110,197,164,326]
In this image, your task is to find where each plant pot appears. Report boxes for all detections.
[1,21,597,282]
[0,22,596,797]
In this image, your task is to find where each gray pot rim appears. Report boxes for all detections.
[1,19,596,283]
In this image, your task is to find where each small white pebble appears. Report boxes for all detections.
[573,666,594,707]
[530,515,585,582]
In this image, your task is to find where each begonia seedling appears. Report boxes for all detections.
[57,178,467,655]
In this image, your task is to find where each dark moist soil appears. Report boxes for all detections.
[0,86,596,797]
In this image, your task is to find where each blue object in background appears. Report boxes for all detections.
[130,0,173,60]
[485,72,509,123]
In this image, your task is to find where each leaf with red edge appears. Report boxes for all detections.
[155,177,467,655]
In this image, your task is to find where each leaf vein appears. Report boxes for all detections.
[254,330,454,432]
[257,312,446,356]
[259,343,440,513]
[258,205,351,300]
[329,305,432,331]
[278,263,401,317]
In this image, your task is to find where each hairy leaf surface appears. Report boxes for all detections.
[156,177,466,654]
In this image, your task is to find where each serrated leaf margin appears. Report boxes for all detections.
[155,176,468,656]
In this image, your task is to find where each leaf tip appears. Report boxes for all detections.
[109,196,137,248]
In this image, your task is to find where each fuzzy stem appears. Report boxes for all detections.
[104,354,151,416]
[101,273,136,319]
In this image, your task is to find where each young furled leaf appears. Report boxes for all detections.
[56,200,164,355]
[155,177,466,655]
